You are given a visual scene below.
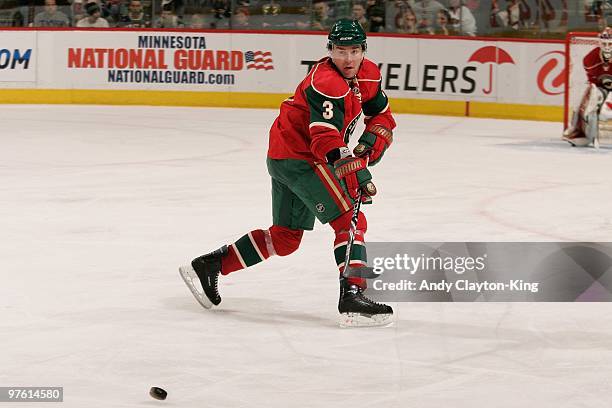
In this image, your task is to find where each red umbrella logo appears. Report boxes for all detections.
[468,46,515,95]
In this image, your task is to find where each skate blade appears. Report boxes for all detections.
[337,312,394,328]
[178,265,213,309]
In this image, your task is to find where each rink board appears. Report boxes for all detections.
[0,29,564,121]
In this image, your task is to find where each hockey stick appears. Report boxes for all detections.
[341,156,380,280]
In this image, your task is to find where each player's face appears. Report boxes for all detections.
[330,45,364,79]
[602,38,612,61]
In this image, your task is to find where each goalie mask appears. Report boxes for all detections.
[600,27,612,62]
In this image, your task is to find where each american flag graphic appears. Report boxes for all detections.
[245,51,274,70]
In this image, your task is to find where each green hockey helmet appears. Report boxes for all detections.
[327,18,367,51]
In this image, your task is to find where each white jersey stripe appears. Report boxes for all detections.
[315,163,351,212]
[334,240,364,250]
[337,260,367,269]
[248,231,265,261]
[231,243,248,269]
[264,229,277,257]
[310,62,350,99]
[310,121,339,131]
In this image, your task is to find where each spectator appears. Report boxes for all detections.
[120,0,149,27]
[210,0,230,29]
[559,0,568,26]
[584,0,610,25]
[539,0,555,30]
[189,13,205,29]
[311,0,332,31]
[261,4,312,30]
[366,0,385,32]
[261,1,281,16]
[232,6,250,28]
[8,0,35,27]
[585,0,600,23]
[33,0,69,27]
[465,0,479,10]
[433,8,455,35]
[412,0,445,33]
[448,0,476,36]
[333,0,352,18]
[395,7,418,33]
[352,2,370,31]
[490,0,530,30]
[161,0,183,20]
[77,2,109,26]
[102,0,127,26]
[11,8,26,26]
[71,0,86,25]
[392,0,410,16]
[261,1,291,29]
[291,5,312,30]
[155,3,182,28]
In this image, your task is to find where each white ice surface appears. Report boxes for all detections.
[1,105,611,407]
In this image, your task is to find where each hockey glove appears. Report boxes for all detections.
[353,125,393,166]
[333,156,376,201]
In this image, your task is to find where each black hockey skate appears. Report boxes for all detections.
[179,245,227,309]
[338,278,393,327]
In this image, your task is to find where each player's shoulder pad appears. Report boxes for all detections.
[357,58,382,82]
[584,47,603,69]
[310,59,350,99]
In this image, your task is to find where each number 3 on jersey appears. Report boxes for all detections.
[322,100,334,119]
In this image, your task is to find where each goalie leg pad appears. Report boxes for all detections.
[583,84,605,117]
[582,85,607,145]
[585,111,599,145]
[565,84,604,146]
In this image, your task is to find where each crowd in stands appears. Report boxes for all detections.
[0,0,609,37]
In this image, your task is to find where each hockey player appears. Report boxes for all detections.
[179,19,396,327]
[564,27,612,147]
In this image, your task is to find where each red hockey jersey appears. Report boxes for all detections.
[583,47,612,88]
[267,57,396,162]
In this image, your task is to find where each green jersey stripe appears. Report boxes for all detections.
[235,234,264,267]
[363,85,388,117]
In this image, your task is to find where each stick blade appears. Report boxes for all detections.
[342,266,381,279]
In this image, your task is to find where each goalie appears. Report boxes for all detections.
[564,27,612,147]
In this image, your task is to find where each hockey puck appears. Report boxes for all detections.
[149,387,167,400]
